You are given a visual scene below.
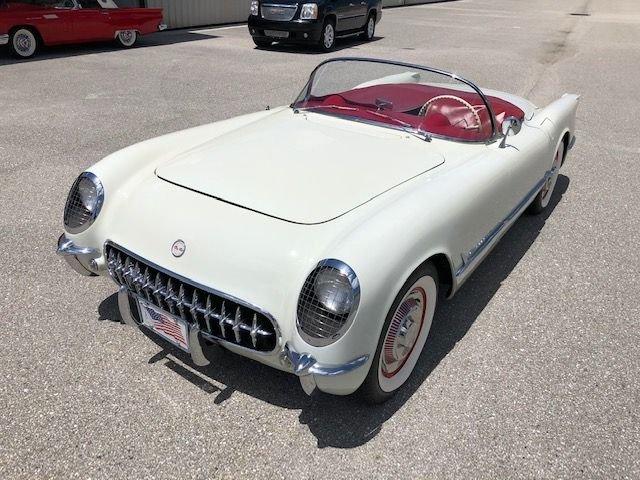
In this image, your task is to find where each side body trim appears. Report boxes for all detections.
[455,168,555,278]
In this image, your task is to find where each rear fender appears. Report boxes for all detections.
[530,94,580,153]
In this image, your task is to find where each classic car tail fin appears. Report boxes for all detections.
[530,94,580,148]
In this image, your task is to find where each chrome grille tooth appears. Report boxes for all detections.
[153,272,164,308]
[203,295,213,333]
[189,289,200,325]
[123,256,133,288]
[176,284,187,320]
[117,253,125,284]
[143,267,153,302]
[250,314,258,347]
[107,248,116,276]
[165,278,176,314]
[132,261,143,295]
[114,252,124,284]
[232,307,242,343]
[219,301,227,338]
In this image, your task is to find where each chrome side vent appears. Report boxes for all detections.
[106,244,278,353]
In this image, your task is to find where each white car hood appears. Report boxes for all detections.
[156,110,445,224]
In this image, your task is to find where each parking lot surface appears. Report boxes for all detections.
[1,0,639,477]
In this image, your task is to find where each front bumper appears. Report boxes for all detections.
[0,34,9,46]
[280,344,369,395]
[248,16,323,43]
[58,233,371,396]
[57,234,101,276]
[116,283,369,396]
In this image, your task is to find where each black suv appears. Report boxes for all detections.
[248,0,382,51]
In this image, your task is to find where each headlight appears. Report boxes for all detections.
[300,3,318,20]
[63,172,104,234]
[297,259,360,347]
[250,0,259,16]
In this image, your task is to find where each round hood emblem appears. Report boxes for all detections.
[171,240,186,258]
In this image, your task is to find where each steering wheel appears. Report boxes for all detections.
[418,95,482,131]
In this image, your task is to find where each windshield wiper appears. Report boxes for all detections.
[369,110,432,142]
[294,105,431,142]
[295,104,358,113]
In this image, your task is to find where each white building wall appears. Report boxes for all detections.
[146,0,253,29]
[148,0,449,29]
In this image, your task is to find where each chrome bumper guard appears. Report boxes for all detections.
[57,234,100,276]
[281,344,369,395]
[117,285,212,367]
[0,34,8,46]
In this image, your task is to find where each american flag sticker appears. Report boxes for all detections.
[139,301,190,351]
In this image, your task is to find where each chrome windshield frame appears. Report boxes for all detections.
[292,57,499,143]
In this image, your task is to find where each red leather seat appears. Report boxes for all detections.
[304,83,525,141]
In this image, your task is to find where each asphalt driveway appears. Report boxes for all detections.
[1,0,639,477]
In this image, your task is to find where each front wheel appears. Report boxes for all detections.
[116,30,138,48]
[9,28,39,59]
[361,13,376,41]
[528,141,565,214]
[318,20,336,52]
[359,263,439,404]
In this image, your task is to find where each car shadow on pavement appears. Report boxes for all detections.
[255,36,383,54]
[98,175,570,448]
[0,30,215,66]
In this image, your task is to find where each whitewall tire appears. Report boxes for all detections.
[10,28,39,59]
[360,263,438,403]
[116,30,138,48]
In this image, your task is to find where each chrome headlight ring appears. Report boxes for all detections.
[296,259,361,347]
[63,172,104,234]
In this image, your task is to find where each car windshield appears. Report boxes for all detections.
[292,58,501,142]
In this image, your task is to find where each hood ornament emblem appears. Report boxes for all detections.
[171,240,186,258]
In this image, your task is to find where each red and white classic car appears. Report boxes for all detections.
[0,0,165,58]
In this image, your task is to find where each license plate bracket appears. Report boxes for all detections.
[138,300,190,352]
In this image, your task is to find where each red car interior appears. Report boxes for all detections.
[297,83,525,141]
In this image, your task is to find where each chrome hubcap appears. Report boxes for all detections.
[381,288,426,378]
[15,33,32,54]
[324,25,334,48]
[120,31,134,44]
[541,147,562,201]
[367,18,375,38]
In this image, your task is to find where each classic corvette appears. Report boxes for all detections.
[57,58,579,402]
[0,0,165,59]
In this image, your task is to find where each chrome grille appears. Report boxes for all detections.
[106,244,278,353]
[261,3,297,21]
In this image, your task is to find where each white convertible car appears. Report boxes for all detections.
[58,58,578,403]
